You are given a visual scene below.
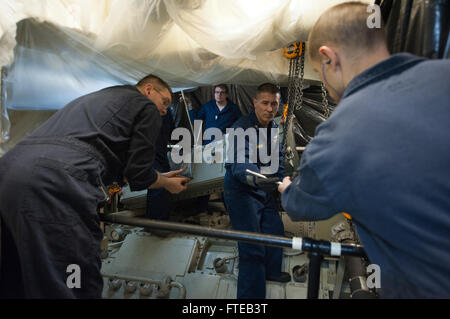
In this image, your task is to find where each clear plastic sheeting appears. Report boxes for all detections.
[0,68,10,156]
[0,0,372,111]
[5,19,137,110]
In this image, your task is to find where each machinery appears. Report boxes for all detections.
[99,211,368,299]
[1,0,448,301]
[98,42,373,300]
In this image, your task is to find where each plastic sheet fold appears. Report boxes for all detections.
[1,0,374,112]
[0,68,10,156]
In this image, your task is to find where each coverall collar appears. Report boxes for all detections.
[342,53,425,99]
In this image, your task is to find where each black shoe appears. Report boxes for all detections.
[267,272,291,283]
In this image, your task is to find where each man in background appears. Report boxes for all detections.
[189,84,242,145]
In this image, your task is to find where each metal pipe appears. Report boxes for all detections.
[180,90,195,140]
[100,214,365,257]
[101,214,292,249]
[245,169,268,179]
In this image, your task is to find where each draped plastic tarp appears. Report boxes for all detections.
[0,0,372,102]
[378,0,450,59]
[0,0,371,155]
[0,68,9,156]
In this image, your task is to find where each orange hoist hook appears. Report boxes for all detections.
[284,42,303,59]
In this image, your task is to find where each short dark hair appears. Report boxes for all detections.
[214,84,228,94]
[136,74,172,94]
[256,83,280,98]
[308,2,387,62]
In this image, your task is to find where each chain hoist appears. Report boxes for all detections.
[295,42,305,112]
[282,41,305,161]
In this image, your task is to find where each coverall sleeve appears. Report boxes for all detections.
[281,155,337,221]
[124,104,162,191]
[195,104,206,121]
[233,105,242,123]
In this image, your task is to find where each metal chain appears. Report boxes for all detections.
[295,42,305,112]
[321,82,330,118]
[282,51,298,155]
[282,42,305,158]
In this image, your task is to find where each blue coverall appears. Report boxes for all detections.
[0,85,162,298]
[282,54,450,298]
[190,98,242,211]
[190,99,242,144]
[224,111,284,299]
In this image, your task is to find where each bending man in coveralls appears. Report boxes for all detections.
[278,2,450,298]
[0,75,190,298]
[146,108,176,221]
[224,83,290,299]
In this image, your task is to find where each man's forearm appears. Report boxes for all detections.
[148,171,165,189]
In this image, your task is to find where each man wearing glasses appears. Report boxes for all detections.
[189,84,242,145]
[0,74,190,298]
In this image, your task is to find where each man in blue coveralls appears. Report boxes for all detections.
[189,84,242,145]
[189,84,242,212]
[278,2,450,298]
[224,83,290,299]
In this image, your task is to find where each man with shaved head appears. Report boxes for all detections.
[279,2,450,298]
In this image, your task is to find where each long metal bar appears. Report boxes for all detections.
[100,214,365,257]
[245,169,268,179]
[101,214,292,249]
[180,89,196,144]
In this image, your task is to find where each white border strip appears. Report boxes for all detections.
[330,242,342,256]
[292,237,303,251]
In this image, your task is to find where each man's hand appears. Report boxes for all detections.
[161,169,190,194]
[163,176,190,194]
[278,176,292,194]
[149,170,191,194]
[162,169,184,178]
